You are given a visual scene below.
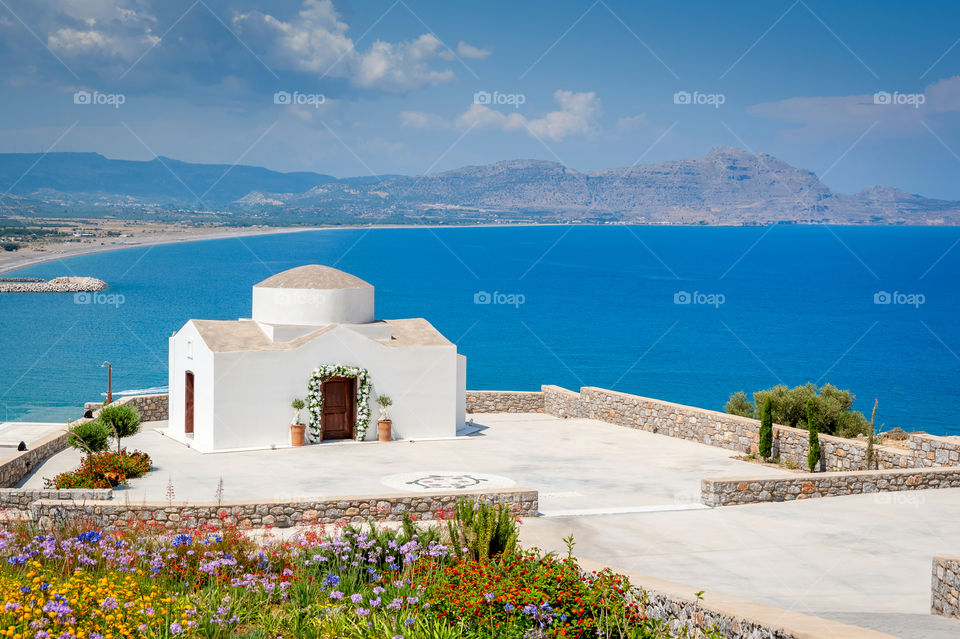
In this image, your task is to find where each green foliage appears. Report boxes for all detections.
[723,390,752,418]
[758,396,773,458]
[377,394,393,407]
[1,242,20,252]
[290,398,305,410]
[447,499,519,561]
[725,382,869,437]
[66,420,110,455]
[98,403,141,452]
[807,399,821,472]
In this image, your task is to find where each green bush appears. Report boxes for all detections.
[807,399,821,472]
[43,450,152,489]
[67,420,111,455]
[724,390,752,418]
[724,382,869,438]
[447,499,518,561]
[98,403,141,452]
[758,396,773,458]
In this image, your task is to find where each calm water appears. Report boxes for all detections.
[1,225,958,435]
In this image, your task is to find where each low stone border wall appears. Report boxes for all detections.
[85,393,169,423]
[29,487,539,530]
[0,430,70,488]
[0,488,112,509]
[578,559,896,639]
[701,467,960,507]
[932,557,960,619]
[539,385,960,473]
[465,390,544,414]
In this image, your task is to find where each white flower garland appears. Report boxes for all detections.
[306,365,372,442]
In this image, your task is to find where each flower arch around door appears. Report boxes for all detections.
[306,365,372,442]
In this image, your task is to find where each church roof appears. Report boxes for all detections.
[254,265,372,291]
[189,318,451,353]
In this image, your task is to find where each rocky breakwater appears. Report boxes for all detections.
[0,276,107,293]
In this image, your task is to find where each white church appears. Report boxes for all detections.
[166,265,466,452]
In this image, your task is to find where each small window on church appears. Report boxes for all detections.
[186,339,194,360]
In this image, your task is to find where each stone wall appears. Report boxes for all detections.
[911,434,960,468]
[542,385,581,418]
[0,430,69,488]
[539,385,959,473]
[30,488,539,531]
[932,557,960,619]
[0,488,112,509]
[702,467,960,507]
[85,393,169,422]
[465,390,544,414]
[575,387,760,454]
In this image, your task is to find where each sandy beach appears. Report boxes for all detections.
[0,225,332,276]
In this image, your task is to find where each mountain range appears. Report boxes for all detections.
[1,147,957,225]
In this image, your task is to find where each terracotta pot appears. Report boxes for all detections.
[290,423,306,447]
[378,419,392,442]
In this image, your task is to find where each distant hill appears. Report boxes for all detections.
[1,147,958,224]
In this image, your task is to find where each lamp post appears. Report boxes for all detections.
[101,361,112,404]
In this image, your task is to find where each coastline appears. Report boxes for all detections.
[0,223,557,277]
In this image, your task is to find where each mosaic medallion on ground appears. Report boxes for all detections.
[381,471,515,492]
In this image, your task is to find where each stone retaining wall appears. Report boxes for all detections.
[30,488,539,530]
[465,390,544,414]
[0,488,112,509]
[701,467,960,507]
[0,430,69,488]
[932,557,960,619]
[773,424,912,471]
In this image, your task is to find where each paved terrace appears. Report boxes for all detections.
[17,412,960,639]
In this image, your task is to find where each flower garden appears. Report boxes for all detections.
[0,501,716,638]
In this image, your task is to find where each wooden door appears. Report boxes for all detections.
[321,377,354,439]
[184,371,194,434]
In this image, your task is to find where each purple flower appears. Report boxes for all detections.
[170,622,184,635]
[350,593,363,604]
[355,607,370,617]
[329,590,344,600]
[100,597,119,611]
[483,592,495,602]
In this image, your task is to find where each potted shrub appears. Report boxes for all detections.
[377,395,393,442]
[290,398,306,446]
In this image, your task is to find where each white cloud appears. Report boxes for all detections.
[235,0,458,92]
[399,110,451,129]
[456,41,492,60]
[617,113,650,130]
[748,76,960,141]
[45,3,159,61]
[403,90,601,141]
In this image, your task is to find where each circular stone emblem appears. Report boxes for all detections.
[381,471,515,492]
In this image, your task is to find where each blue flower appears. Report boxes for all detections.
[323,574,340,587]
[171,534,192,548]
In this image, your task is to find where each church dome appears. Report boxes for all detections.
[252,265,374,326]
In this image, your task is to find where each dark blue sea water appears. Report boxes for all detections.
[1,225,958,434]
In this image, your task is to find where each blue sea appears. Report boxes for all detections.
[1,225,958,435]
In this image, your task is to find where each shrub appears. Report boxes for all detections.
[725,382,869,437]
[758,396,773,458]
[447,499,518,561]
[724,390,752,417]
[67,420,111,455]
[98,403,141,452]
[807,399,821,472]
[43,450,152,489]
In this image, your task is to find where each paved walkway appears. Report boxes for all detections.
[21,413,788,510]
[520,489,960,639]
[20,411,960,637]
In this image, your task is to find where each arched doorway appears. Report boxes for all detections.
[184,371,194,435]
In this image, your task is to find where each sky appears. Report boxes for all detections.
[1,0,960,198]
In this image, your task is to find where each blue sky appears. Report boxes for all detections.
[2,0,960,198]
